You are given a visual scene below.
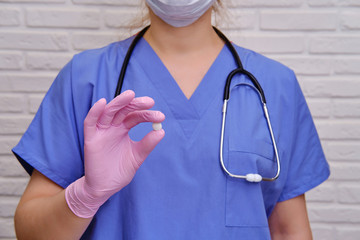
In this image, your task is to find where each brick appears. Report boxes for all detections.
[213,10,257,30]
[307,99,332,118]
[0,218,15,238]
[337,184,360,204]
[308,205,360,223]
[315,121,360,140]
[73,0,140,5]
[306,181,335,202]
[0,156,28,178]
[300,78,360,98]
[276,57,332,75]
[339,0,360,7]
[0,0,358,239]
[229,0,302,7]
[26,52,72,70]
[261,11,337,31]
[341,12,360,30]
[28,94,45,113]
[308,0,336,7]
[105,9,139,28]
[1,0,64,2]
[310,225,336,240]
[335,58,360,74]
[0,31,69,51]
[72,32,119,50]
[337,227,360,239]
[0,52,23,70]
[0,137,20,155]
[0,8,21,26]
[310,36,360,54]
[333,99,360,118]
[0,196,20,218]
[231,34,304,54]
[322,141,360,161]
[0,73,54,93]
[329,162,360,181]
[0,116,33,135]
[26,8,100,28]
[0,177,28,196]
[0,94,24,113]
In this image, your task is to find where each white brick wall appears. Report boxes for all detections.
[0,0,359,239]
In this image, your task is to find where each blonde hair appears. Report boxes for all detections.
[213,0,227,27]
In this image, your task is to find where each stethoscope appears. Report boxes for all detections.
[114,25,280,183]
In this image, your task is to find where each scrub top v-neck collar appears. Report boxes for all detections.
[131,38,234,124]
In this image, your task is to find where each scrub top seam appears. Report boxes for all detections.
[139,41,201,120]
[176,44,241,141]
[128,55,190,139]
[139,38,203,114]
[12,148,71,189]
[227,150,274,162]
[278,161,330,202]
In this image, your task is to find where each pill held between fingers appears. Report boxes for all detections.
[152,122,162,131]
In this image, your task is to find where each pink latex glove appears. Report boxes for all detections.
[65,90,165,218]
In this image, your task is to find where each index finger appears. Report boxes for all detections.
[84,98,107,138]
[111,96,155,126]
[97,90,135,128]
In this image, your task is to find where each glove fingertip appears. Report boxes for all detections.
[97,98,107,105]
[135,129,165,159]
[154,128,165,137]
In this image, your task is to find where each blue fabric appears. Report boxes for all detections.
[13,36,330,239]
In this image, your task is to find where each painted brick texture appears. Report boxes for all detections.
[0,0,359,239]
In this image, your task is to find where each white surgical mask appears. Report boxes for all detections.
[146,0,217,27]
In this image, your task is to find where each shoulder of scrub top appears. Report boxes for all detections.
[230,43,304,124]
[71,36,135,69]
[62,36,137,102]
[232,43,297,88]
[66,38,299,100]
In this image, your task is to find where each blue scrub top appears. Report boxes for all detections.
[13,36,330,239]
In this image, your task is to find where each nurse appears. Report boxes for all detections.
[12,0,330,239]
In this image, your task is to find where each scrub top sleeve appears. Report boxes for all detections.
[278,72,330,202]
[12,59,84,189]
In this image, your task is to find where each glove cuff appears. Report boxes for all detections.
[65,177,108,218]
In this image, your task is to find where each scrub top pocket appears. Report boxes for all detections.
[225,151,272,227]
[224,82,277,227]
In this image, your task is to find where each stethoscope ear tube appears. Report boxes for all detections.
[213,27,266,104]
[213,27,243,69]
[114,26,150,98]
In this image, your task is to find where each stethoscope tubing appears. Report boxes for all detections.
[114,26,150,98]
[115,25,280,182]
[220,82,280,182]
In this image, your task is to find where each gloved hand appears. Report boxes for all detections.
[65,90,165,218]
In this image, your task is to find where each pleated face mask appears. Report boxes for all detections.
[146,0,217,27]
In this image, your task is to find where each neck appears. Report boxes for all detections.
[144,8,223,55]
